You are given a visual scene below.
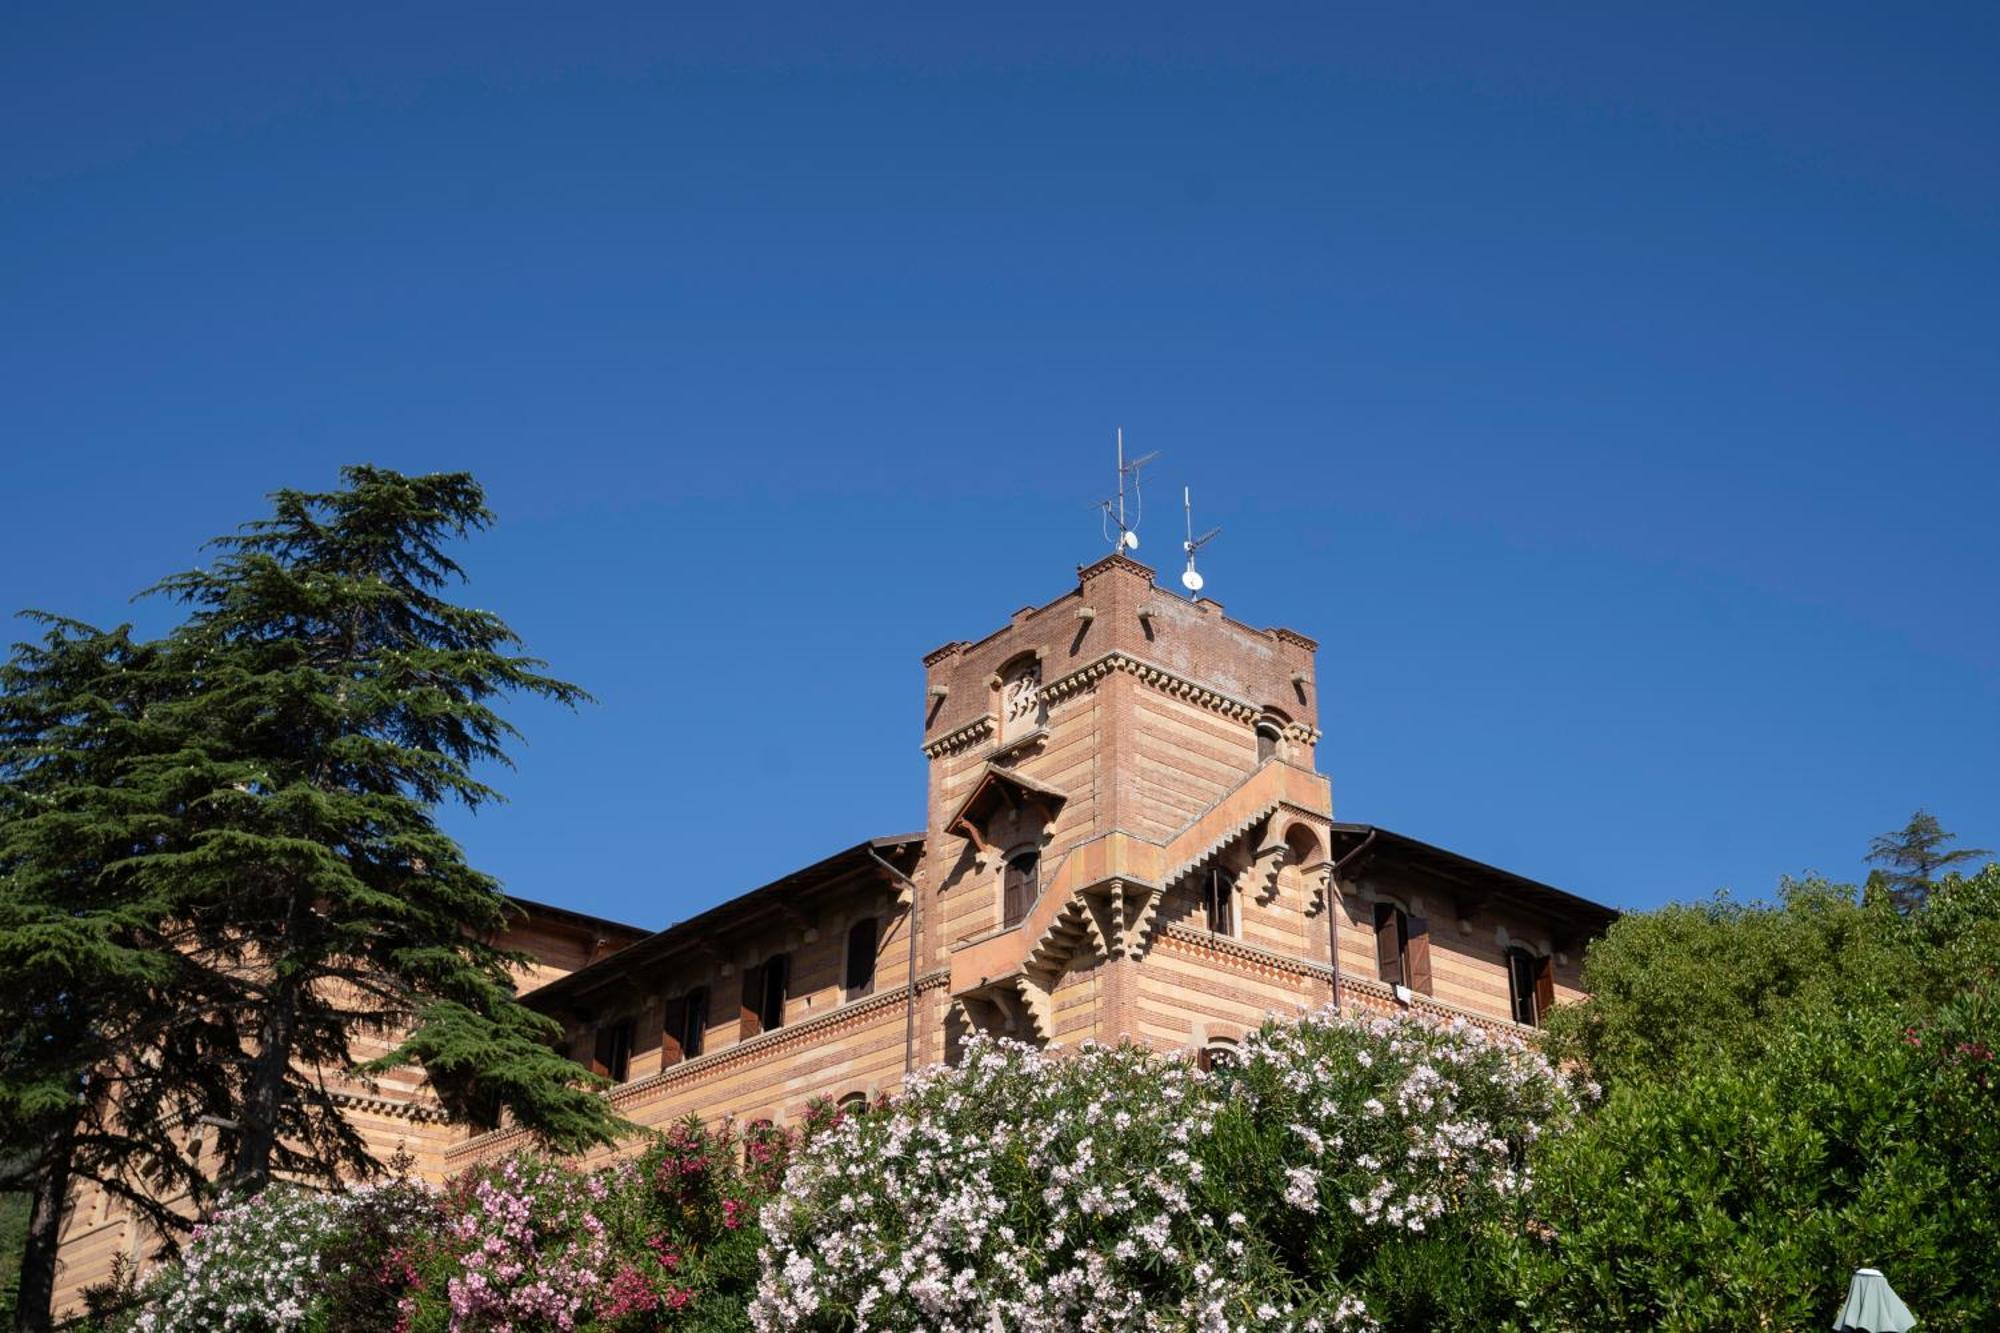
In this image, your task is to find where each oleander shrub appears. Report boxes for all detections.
[124,1183,375,1332]
[751,1008,1576,1332]
[105,1116,782,1333]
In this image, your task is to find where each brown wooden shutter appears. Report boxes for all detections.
[1534,954,1556,1022]
[660,995,688,1066]
[1404,917,1433,996]
[740,963,764,1039]
[1374,903,1403,986]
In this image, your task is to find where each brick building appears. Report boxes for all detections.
[53,553,1614,1314]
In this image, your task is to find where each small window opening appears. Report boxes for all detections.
[1373,901,1433,995]
[1256,721,1282,763]
[759,953,789,1032]
[1374,902,1407,987]
[1204,866,1237,935]
[1003,850,1040,929]
[592,1016,635,1083]
[741,955,791,1038]
[664,986,708,1065]
[1198,1038,1239,1073]
[845,917,879,997]
[1507,947,1555,1027]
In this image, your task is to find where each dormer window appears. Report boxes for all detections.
[1003,849,1040,929]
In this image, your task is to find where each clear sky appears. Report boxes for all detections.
[5,4,1997,927]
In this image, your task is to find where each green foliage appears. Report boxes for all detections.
[0,466,620,1329]
[124,466,619,1187]
[1542,878,1905,1088]
[1866,810,1989,911]
[0,1192,25,1321]
[1519,865,2000,1331]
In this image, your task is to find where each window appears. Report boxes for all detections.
[1003,850,1039,929]
[1198,1038,1239,1073]
[1203,866,1237,936]
[1373,901,1433,996]
[740,954,789,1038]
[1507,947,1555,1027]
[684,985,708,1057]
[592,1016,635,1083]
[662,986,707,1065]
[1256,720,1282,763]
[844,917,878,997]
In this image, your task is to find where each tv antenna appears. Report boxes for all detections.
[1096,428,1159,554]
[1180,486,1221,596]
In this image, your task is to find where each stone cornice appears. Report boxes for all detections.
[332,1090,452,1126]
[924,652,1325,758]
[1041,652,1324,741]
[922,713,997,758]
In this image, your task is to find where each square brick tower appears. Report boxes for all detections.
[918,554,1336,1056]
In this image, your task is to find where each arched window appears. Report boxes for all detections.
[1203,866,1237,936]
[1003,849,1040,928]
[1507,946,1555,1027]
[1256,719,1283,763]
[1198,1037,1239,1073]
[844,917,879,998]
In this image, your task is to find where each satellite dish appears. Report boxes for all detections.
[1181,567,1204,593]
[1123,530,1140,551]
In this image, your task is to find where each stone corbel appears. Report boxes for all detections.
[1300,860,1334,916]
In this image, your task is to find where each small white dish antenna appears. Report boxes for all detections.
[1180,486,1220,599]
[1123,530,1140,551]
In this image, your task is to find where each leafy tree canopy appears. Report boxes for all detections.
[1866,809,1990,911]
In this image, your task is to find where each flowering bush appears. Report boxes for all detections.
[106,1116,781,1333]
[125,1182,397,1333]
[752,1008,1574,1332]
[397,1118,778,1332]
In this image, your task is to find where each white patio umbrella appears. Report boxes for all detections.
[1833,1267,1916,1332]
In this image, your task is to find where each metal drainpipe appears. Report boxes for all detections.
[866,846,923,1078]
[1326,829,1377,1015]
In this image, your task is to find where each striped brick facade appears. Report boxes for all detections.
[51,553,1614,1317]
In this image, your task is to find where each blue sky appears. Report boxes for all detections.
[4,4,1996,926]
